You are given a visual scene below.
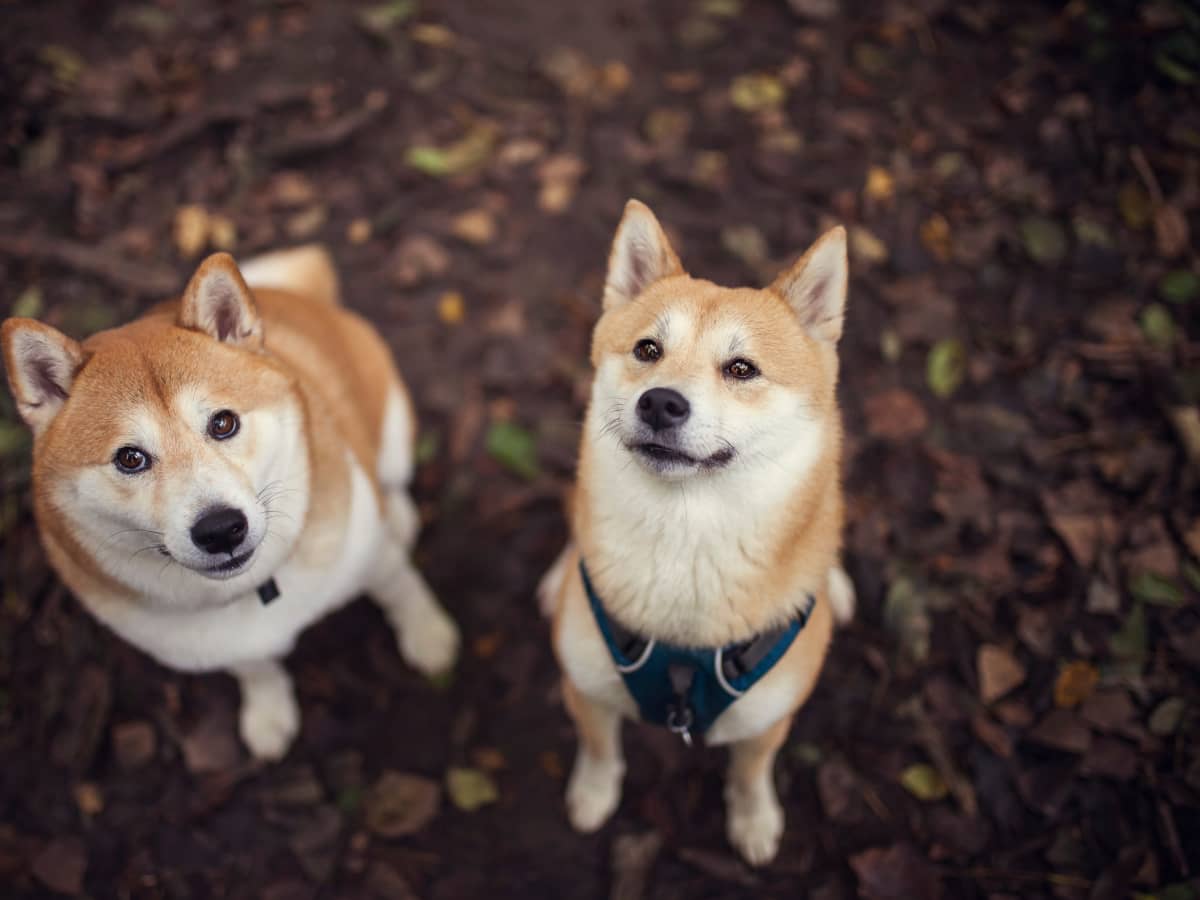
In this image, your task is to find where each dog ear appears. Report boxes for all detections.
[770,226,848,343]
[1,318,84,436]
[178,253,263,348]
[603,199,684,310]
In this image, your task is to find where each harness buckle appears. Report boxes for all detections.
[667,705,694,747]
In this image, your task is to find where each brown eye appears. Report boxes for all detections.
[633,339,662,362]
[114,446,150,473]
[725,359,759,380]
[208,410,239,440]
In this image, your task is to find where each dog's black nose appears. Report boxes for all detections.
[637,387,691,431]
[190,506,248,555]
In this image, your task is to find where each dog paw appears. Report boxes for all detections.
[828,565,856,627]
[566,755,623,832]
[239,682,300,761]
[727,792,784,866]
[400,604,460,677]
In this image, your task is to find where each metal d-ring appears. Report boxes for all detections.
[667,705,694,747]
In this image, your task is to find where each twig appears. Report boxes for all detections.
[259,91,389,162]
[0,234,179,298]
[1131,146,1165,207]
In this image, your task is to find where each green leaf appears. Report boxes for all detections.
[926,338,967,399]
[730,73,787,112]
[10,286,42,319]
[1149,697,1187,737]
[1139,304,1177,349]
[700,0,741,16]
[1129,572,1184,607]
[415,431,439,466]
[899,763,948,801]
[1156,50,1197,85]
[1160,270,1200,305]
[1183,560,1200,592]
[445,767,498,812]
[405,123,497,178]
[1109,602,1147,661]
[357,0,418,37]
[485,421,539,480]
[1020,217,1068,265]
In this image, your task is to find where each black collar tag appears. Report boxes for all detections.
[257,577,280,606]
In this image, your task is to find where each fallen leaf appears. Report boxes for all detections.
[926,338,966,399]
[1019,216,1067,265]
[849,843,942,900]
[1028,709,1092,754]
[485,421,539,479]
[1155,205,1190,259]
[32,837,87,895]
[864,165,894,203]
[356,0,417,38]
[899,763,948,802]
[1140,303,1177,348]
[787,0,840,20]
[286,205,327,240]
[347,218,372,244]
[883,576,930,663]
[849,226,889,265]
[720,224,768,269]
[74,781,103,817]
[730,72,787,112]
[677,848,759,886]
[411,23,456,47]
[1128,571,1184,607]
[208,214,236,251]
[1149,697,1187,736]
[173,205,209,259]
[1080,690,1137,733]
[919,214,952,262]
[446,767,498,812]
[1109,603,1147,662]
[863,388,928,440]
[1053,661,1099,709]
[1080,737,1138,780]
[364,771,440,838]
[450,209,497,245]
[390,235,450,287]
[406,122,498,178]
[1117,182,1152,229]
[816,758,861,822]
[437,291,465,326]
[977,644,1026,704]
[1160,270,1199,304]
[537,154,586,214]
[11,285,42,318]
[181,708,239,774]
[111,720,156,770]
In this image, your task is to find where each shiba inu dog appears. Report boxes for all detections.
[2,247,459,760]
[539,201,855,865]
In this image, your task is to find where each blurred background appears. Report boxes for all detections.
[1,0,1199,897]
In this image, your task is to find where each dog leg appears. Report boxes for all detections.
[562,677,625,832]
[536,542,574,618]
[725,715,791,866]
[382,489,420,551]
[368,538,459,677]
[230,658,300,761]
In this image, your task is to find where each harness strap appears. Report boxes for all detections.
[580,560,814,738]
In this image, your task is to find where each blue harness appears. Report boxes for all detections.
[580,561,814,744]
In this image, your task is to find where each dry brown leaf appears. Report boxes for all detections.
[977,644,1026,704]
[1155,205,1189,259]
[451,208,497,245]
[863,388,928,441]
[173,205,209,259]
[1053,661,1099,709]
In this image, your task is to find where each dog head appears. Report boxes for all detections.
[587,200,847,485]
[1,254,309,608]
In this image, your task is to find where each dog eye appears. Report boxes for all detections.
[633,339,662,363]
[114,446,151,474]
[208,410,240,440]
[724,359,759,380]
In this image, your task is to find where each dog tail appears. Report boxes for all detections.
[828,566,856,627]
[239,244,340,305]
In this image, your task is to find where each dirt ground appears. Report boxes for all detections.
[1,0,1198,897]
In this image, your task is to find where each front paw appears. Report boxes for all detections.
[400,604,460,677]
[239,681,300,761]
[566,754,623,832]
[726,791,784,866]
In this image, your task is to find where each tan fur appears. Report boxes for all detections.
[548,200,852,864]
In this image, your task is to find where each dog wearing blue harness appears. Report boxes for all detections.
[540,200,855,866]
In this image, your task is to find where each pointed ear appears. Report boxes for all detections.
[603,199,684,310]
[178,253,262,348]
[770,226,848,343]
[1,318,84,436]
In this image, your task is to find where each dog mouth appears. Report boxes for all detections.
[631,442,735,470]
[205,549,255,576]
